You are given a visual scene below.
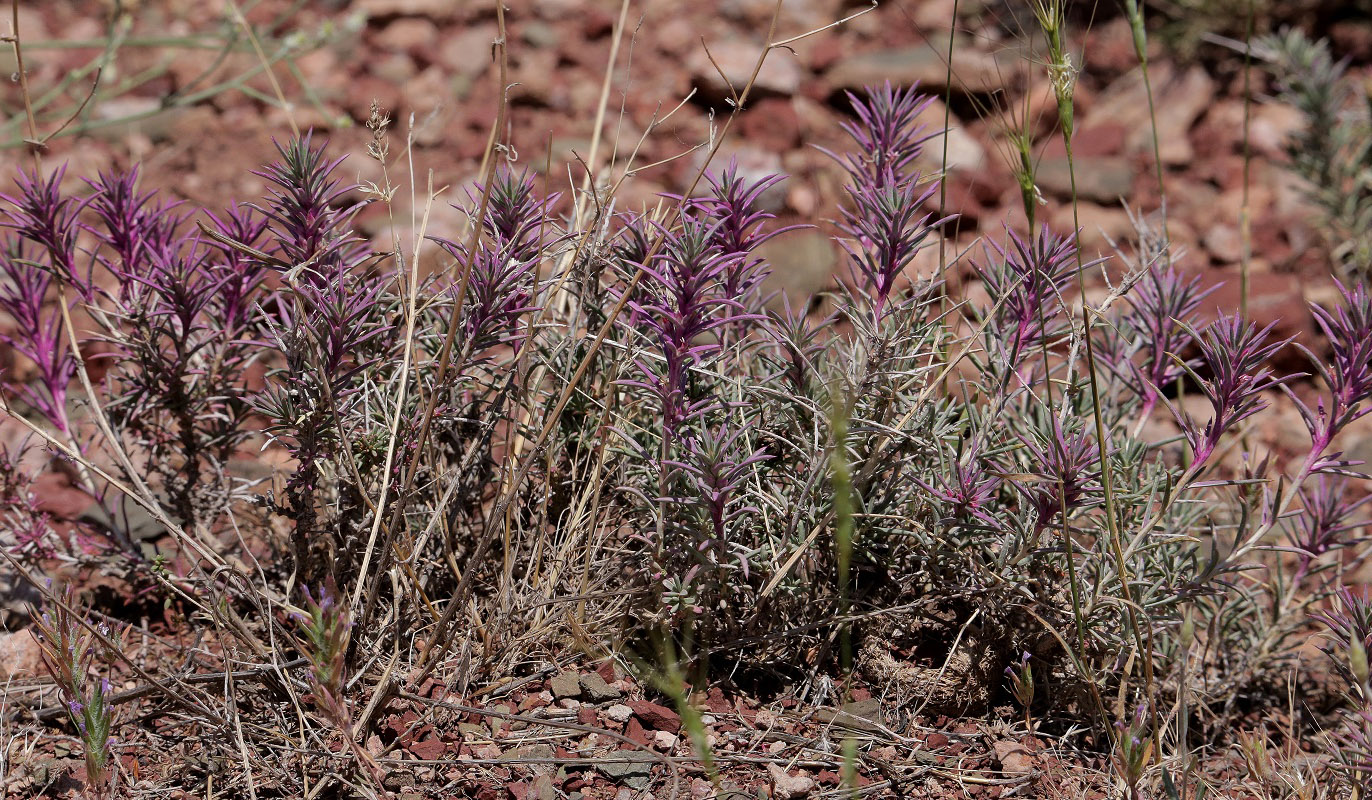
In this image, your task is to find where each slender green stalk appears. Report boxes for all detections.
[829,383,856,675]
[937,0,959,310]
[1123,0,1169,245]
[1033,0,1160,758]
[1238,0,1256,319]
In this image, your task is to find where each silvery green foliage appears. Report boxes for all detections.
[1258,28,1372,277]
[1,82,1370,761]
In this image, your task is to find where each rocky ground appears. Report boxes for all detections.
[2,0,1371,797]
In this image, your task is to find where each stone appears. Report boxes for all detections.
[758,228,840,303]
[915,99,986,174]
[550,670,581,699]
[579,671,622,702]
[88,98,187,143]
[605,703,634,723]
[628,700,682,733]
[689,39,803,98]
[740,97,802,152]
[1204,224,1243,263]
[597,750,655,788]
[826,39,1007,94]
[500,744,556,763]
[993,740,1034,775]
[625,717,650,745]
[0,630,43,681]
[813,698,884,733]
[1067,123,1128,158]
[437,24,499,78]
[358,0,462,19]
[1131,65,1214,165]
[1050,203,1135,258]
[654,730,678,750]
[531,775,556,800]
[1091,63,1214,165]
[532,0,584,19]
[767,763,816,799]
[521,22,560,49]
[374,18,438,53]
[408,736,446,760]
[1035,155,1135,204]
[371,52,418,84]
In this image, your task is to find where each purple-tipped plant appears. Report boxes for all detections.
[1005,651,1035,729]
[203,202,271,337]
[1314,589,1372,789]
[0,442,57,558]
[471,168,558,266]
[295,583,352,722]
[618,216,752,441]
[84,167,183,287]
[661,423,771,581]
[690,162,795,308]
[0,239,77,434]
[31,585,121,796]
[915,439,1002,530]
[762,297,829,393]
[823,82,945,319]
[1314,587,1372,689]
[1333,707,1372,784]
[1284,478,1370,576]
[82,173,263,528]
[250,132,366,283]
[825,81,937,190]
[0,166,89,299]
[291,583,391,792]
[1287,280,1372,473]
[837,176,941,319]
[1120,263,1212,418]
[1171,314,1293,469]
[975,226,1100,379]
[254,263,393,555]
[238,136,396,569]
[1014,414,1101,534]
[1113,702,1153,800]
[430,169,557,357]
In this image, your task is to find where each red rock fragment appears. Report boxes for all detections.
[627,700,682,734]
[410,735,445,760]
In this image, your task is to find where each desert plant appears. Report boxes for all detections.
[2,62,1372,797]
[30,586,121,798]
[1257,28,1372,278]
